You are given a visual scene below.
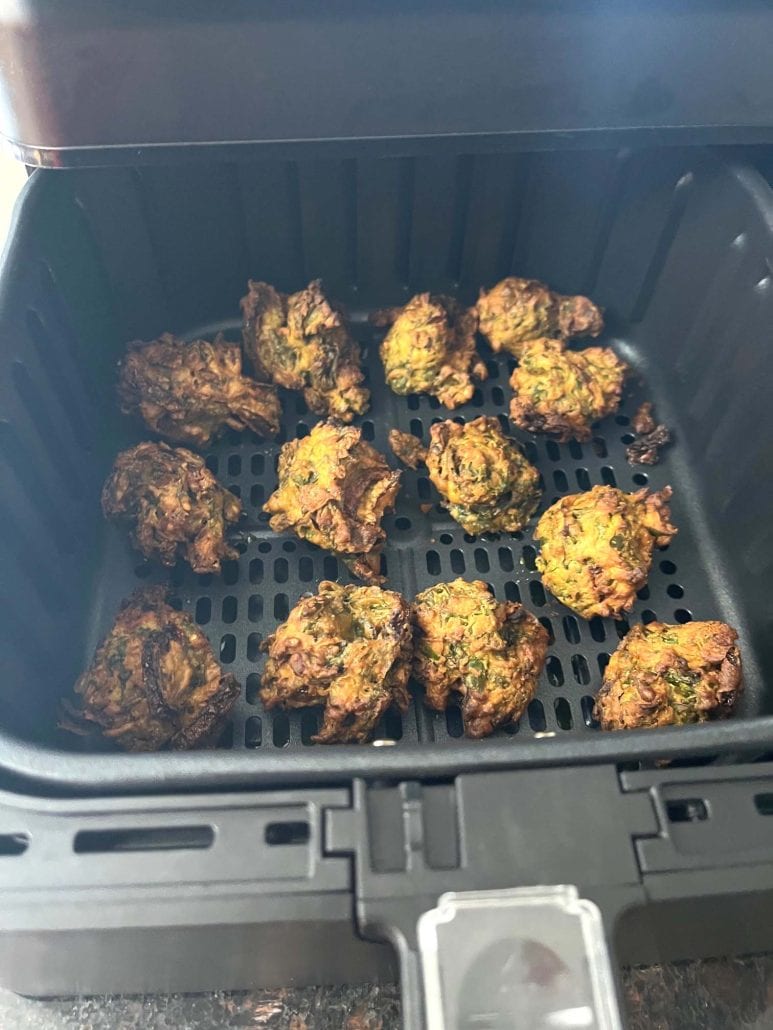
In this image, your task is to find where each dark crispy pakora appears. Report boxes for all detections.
[413,578,549,737]
[388,428,427,470]
[477,276,604,357]
[594,621,742,730]
[102,441,242,575]
[260,581,412,744]
[264,420,401,583]
[425,416,542,534]
[118,333,280,448]
[535,486,678,619]
[627,402,672,466]
[376,293,487,408]
[64,587,239,751]
[509,337,628,442]
[241,279,369,422]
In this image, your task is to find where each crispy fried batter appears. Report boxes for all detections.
[425,416,542,534]
[241,279,369,422]
[413,579,548,737]
[64,587,239,751]
[626,425,672,466]
[102,442,242,574]
[477,276,604,357]
[388,429,427,470]
[509,338,627,442]
[118,333,280,448]
[632,402,656,435]
[260,581,412,744]
[535,486,678,619]
[594,621,742,730]
[378,293,487,408]
[264,420,401,583]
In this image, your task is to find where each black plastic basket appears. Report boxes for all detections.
[1,145,772,795]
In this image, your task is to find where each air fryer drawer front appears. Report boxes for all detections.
[1,2,773,165]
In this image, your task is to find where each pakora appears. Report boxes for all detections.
[241,279,369,422]
[102,441,242,575]
[477,276,604,357]
[626,402,672,465]
[594,621,742,730]
[263,420,401,583]
[425,416,542,534]
[375,293,487,408]
[509,337,627,442]
[118,333,280,448]
[412,578,549,737]
[64,586,240,751]
[535,485,678,619]
[260,581,412,744]
[388,428,427,470]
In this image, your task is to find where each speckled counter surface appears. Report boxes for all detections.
[2,960,773,1030]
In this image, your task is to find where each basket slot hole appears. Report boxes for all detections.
[247,633,262,661]
[426,550,441,575]
[296,556,313,582]
[527,699,546,732]
[592,437,607,458]
[581,696,599,728]
[546,656,564,687]
[667,584,684,599]
[446,705,464,738]
[554,698,573,730]
[407,395,420,410]
[410,419,423,438]
[660,560,677,575]
[264,821,309,846]
[666,799,709,823]
[206,455,219,474]
[274,595,289,620]
[633,473,649,486]
[641,609,657,625]
[227,455,241,476]
[272,713,290,747]
[246,674,261,704]
[568,441,583,460]
[250,484,265,507]
[245,716,263,747]
[74,826,212,854]
[220,635,236,663]
[228,484,241,499]
[362,420,375,441]
[301,711,319,745]
[522,545,537,571]
[274,557,289,583]
[563,616,580,644]
[248,595,264,622]
[598,653,610,674]
[258,541,272,553]
[222,560,239,585]
[251,454,265,475]
[498,547,514,572]
[601,466,617,487]
[637,586,650,601]
[491,386,505,406]
[754,794,773,816]
[674,608,692,623]
[553,469,568,492]
[546,441,561,462]
[383,709,404,741]
[521,440,538,464]
[539,618,555,645]
[450,549,466,574]
[614,619,630,639]
[504,581,520,602]
[576,468,591,491]
[249,559,264,584]
[474,549,490,573]
[195,597,211,625]
[571,654,590,685]
[323,556,339,580]
[222,596,238,623]
[589,617,606,642]
[529,581,546,607]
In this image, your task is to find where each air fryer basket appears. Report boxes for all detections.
[1,145,772,793]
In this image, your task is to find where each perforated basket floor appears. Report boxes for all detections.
[97,316,730,756]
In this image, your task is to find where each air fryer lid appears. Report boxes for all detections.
[1,0,773,166]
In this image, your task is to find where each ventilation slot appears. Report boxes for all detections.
[264,821,310,846]
[74,826,213,854]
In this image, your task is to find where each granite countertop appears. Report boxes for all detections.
[2,959,773,1029]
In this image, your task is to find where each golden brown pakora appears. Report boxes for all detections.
[425,416,542,534]
[594,621,742,730]
[63,587,240,752]
[241,279,369,422]
[477,276,604,357]
[102,441,242,575]
[412,579,549,737]
[264,420,401,583]
[260,581,412,744]
[535,485,678,619]
[118,333,280,448]
[388,428,427,470]
[508,337,628,442]
[376,293,487,408]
